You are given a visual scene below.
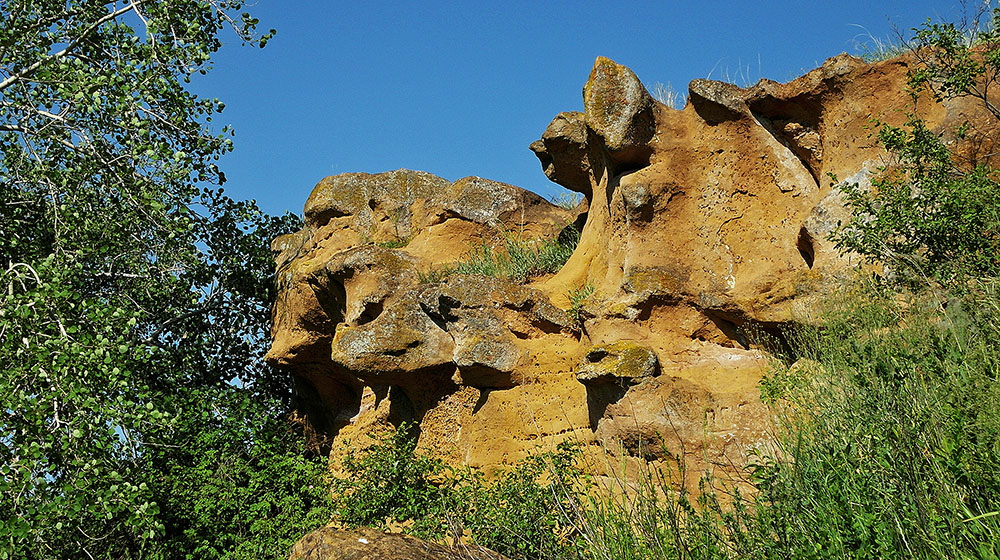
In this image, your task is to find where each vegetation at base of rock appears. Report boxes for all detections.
[835,9,1000,284]
[574,280,1000,558]
[328,12,1000,560]
[147,407,333,559]
[422,226,580,284]
[329,279,1000,559]
[747,280,1000,558]
[330,424,583,560]
[0,3,329,558]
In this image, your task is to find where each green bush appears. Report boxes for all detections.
[331,424,452,537]
[834,118,1000,283]
[329,423,583,560]
[835,10,1000,283]
[422,226,580,284]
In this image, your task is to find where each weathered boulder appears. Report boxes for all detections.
[303,169,449,234]
[583,56,656,169]
[330,291,456,383]
[288,526,509,560]
[576,341,658,386]
[688,78,748,123]
[529,111,593,195]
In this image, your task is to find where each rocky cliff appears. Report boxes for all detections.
[266,53,989,486]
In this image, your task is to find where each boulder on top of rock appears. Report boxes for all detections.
[288,526,509,560]
[434,176,554,227]
[530,57,659,196]
[583,56,656,161]
[688,79,748,124]
[576,341,659,386]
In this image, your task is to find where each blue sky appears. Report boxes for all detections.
[193,1,979,216]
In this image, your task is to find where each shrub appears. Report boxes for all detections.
[835,10,1000,283]
[833,118,1000,283]
[329,423,584,560]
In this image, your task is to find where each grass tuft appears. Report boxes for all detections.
[422,226,579,285]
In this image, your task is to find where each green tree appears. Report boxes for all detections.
[0,2,329,558]
[835,9,1000,282]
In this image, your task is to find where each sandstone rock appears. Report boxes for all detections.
[288,526,509,560]
[270,51,993,506]
[576,341,658,386]
[688,79,748,123]
[418,275,579,388]
[529,111,593,195]
[303,169,448,232]
[583,56,656,165]
[436,176,552,227]
[330,291,455,384]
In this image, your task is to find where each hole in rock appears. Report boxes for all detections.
[797,226,815,269]
[354,299,384,326]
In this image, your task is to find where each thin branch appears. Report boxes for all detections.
[0,2,142,92]
[140,302,222,346]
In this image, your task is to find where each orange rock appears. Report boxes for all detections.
[268,52,990,487]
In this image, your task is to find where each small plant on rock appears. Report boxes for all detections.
[567,283,595,325]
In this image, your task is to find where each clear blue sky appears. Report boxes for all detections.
[193,1,978,216]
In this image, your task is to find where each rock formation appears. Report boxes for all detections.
[267,52,991,490]
[289,527,508,560]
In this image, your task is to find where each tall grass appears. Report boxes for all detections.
[326,275,1000,558]
[750,278,1000,559]
[576,277,1000,559]
[422,227,579,284]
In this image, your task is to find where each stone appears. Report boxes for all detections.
[270,50,989,510]
[576,341,659,386]
[688,79,748,123]
[529,111,593,195]
[436,176,551,227]
[288,526,509,560]
[583,56,656,161]
[303,169,449,232]
[330,292,456,384]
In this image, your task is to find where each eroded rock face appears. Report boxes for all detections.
[267,170,578,442]
[270,53,996,495]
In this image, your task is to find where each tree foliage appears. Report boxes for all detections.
[834,9,1000,282]
[0,2,328,558]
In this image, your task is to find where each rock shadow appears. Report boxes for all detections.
[584,382,630,431]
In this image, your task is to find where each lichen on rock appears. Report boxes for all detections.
[576,341,659,386]
[269,50,985,503]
